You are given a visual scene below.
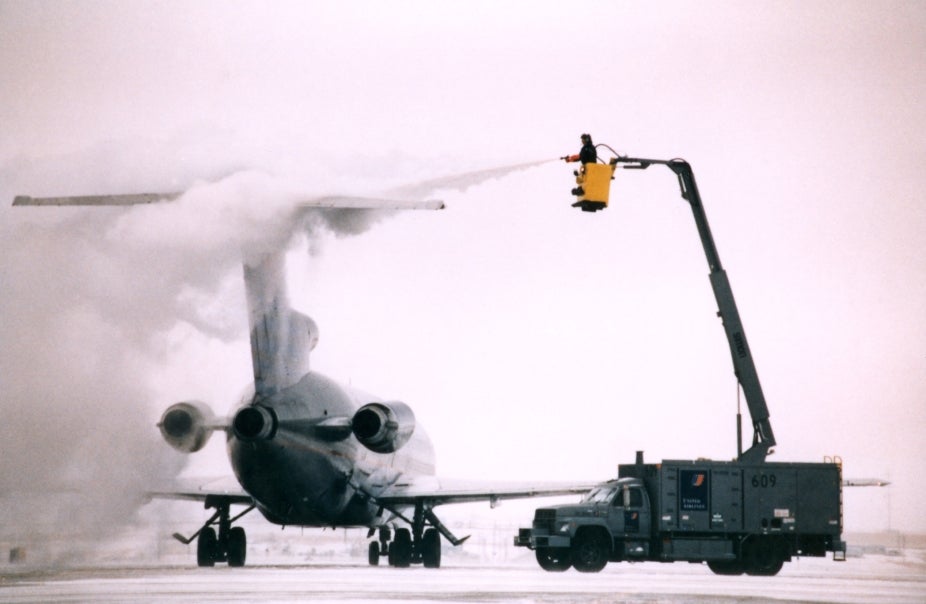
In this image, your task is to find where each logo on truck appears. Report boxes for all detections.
[680,470,709,511]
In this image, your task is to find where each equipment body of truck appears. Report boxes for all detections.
[516,453,844,574]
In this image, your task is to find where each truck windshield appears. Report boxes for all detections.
[582,486,617,504]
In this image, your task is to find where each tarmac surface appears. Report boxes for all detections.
[2,555,924,604]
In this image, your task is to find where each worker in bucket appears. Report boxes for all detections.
[563,133,598,197]
[563,133,597,164]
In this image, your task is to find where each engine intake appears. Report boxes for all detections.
[233,405,278,442]
[158,401,216,453]
[352,401,415,453]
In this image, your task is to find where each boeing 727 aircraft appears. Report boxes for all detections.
[13,167,589,569]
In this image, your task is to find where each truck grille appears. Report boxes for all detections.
[533,508,557,530]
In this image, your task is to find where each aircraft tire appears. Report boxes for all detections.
[227,526,247,567]
[422,528,441,569]
[197,527,217,567]
[368,541,380,566]
[392,528,412,568]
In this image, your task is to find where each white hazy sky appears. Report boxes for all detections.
[1,1,924,536]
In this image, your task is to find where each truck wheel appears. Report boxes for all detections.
[745,538,785,576]
[571,532,609,573]
[707,560,744,575]
[536,547,571,572]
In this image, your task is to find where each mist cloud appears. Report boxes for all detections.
[0,135,385,564]
[0,132,537,564]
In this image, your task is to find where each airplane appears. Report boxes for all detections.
[12,164,591,569]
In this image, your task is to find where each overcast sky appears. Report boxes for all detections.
[1,1,924,538]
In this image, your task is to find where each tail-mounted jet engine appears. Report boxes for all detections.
[232,405,278,442]
[158,401,218,453]
[352,401,415,453]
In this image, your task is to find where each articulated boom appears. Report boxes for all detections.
[616,157,776,463]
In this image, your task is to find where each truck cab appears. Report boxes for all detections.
[516,477,653,573]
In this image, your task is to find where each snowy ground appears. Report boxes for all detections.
[2,529,923,604]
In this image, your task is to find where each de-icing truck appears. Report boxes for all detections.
[514,154,846,575]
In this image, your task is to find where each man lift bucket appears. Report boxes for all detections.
[562,133,618,212]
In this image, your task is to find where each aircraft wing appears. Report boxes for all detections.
[374,476,595,507]
[368,476,595,546]
[147,476,254,505]
[842,478,891,487]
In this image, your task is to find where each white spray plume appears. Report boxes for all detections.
[0,134,541,564]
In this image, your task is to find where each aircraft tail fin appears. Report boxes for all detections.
[244,251,318,397]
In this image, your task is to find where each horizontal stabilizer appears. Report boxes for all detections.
[13,192,182,206]
[13,192,444,210]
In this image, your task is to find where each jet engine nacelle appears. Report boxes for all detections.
[232,405,278,442]
[352,401,415,454]
[158,401,217,453]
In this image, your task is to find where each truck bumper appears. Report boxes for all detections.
[513,528,571,549]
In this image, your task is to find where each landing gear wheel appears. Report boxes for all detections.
[391,528,412,568]
[227,526,247,567]
[422,528,441,569]
[368,541,380,566]
[536,547,571,572]
[571,532,609,573]
[197,527,217,567]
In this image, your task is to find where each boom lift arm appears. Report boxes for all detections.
[614,157,776,463]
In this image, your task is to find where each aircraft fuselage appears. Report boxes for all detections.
[228,370,436,528]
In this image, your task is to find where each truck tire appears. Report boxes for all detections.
[707,559,745,575]
[536,547,571,572]
[744,537,785,576]
[571,531,609,573]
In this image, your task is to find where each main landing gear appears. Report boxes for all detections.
[367,502,468,569]
[368,526,442,568]
[172,496,255,568]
